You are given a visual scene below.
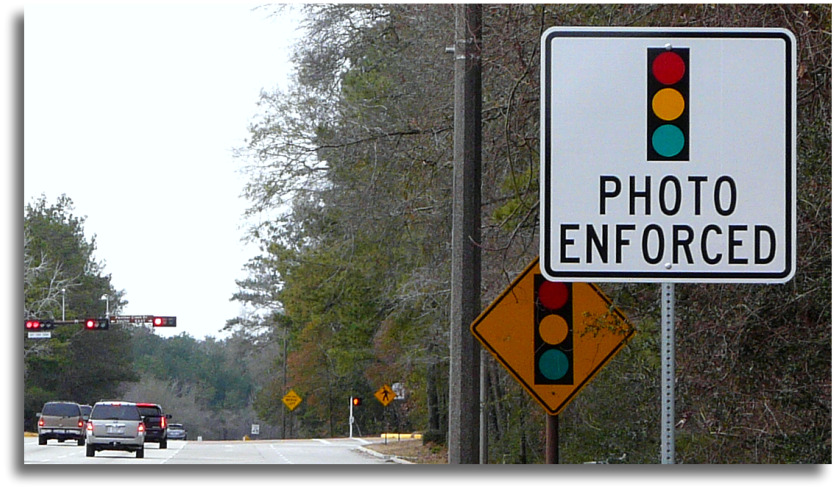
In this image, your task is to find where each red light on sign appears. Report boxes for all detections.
[651,51,686,85]
[537,281,570,310]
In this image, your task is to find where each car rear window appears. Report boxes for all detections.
[42,402,80,417]
[137,406,162,417]
[91,404,141,420]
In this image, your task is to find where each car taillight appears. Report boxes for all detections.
[138,422,145,434]
[161,417,166,429]
[87,421,93,431]
[38,418,44,427]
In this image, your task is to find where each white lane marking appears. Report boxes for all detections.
[269,444,294,464]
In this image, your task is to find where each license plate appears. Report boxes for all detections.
[106,426,125,435]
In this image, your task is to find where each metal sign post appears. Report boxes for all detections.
[348,396,354,438]
[661,283,676,463]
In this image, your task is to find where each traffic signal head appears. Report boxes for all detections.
[534,277,573,385]
[152,316,177,327]
[25,319,54,330]
[23,320,55,330]
[648,47,689,161]
[85,318,109,330]
[351,397,362,407]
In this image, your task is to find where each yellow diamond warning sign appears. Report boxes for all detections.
[471,257,634,415]
[282,390,302,411]
[374,385,396,407]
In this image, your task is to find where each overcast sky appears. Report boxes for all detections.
[23,3,303,340]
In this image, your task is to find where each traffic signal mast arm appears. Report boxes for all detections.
[26,314,176,330]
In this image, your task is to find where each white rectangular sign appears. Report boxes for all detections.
[540,27,796,283]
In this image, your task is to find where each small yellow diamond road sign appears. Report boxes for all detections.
[471,257,635,415]
[282,390,302,411]
[374,385,396,407]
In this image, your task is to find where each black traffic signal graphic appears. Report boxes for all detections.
[351,396,362,407]
[648,47,689,161]
[534,276,573,385]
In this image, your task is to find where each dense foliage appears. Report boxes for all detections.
[23,5,830,462]
[233,4,831,463]
[23,195,135,428]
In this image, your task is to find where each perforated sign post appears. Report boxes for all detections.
[540,27,796,284]
[541,27,796,464]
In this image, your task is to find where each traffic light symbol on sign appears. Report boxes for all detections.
[85,318,109,330]
[351,397,362,407]
[153,316,177,327]
[534,276,573,385]
[648,47,689,161]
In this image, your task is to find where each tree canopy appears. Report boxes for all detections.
[232,4,830,463]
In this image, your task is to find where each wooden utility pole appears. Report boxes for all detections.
[448,3,482,465]
[546,414,559,463]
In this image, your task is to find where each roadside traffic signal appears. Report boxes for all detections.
[648,47,689,161]
[24,319,54,330]
[152,316,177,327]
[85,318,109,330]
[534,276,573,385]
[351,397,362,407]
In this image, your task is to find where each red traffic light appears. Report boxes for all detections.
[25,319,55,330]
[85,318,109,330]
[351,397,362,407]
[152,316,177,327]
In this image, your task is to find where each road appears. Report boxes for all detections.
[23,436,398,464]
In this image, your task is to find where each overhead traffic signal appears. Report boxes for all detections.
[152,316,177,327]
[648,47,689,161]
[24,319,54,330]
[85,318,109,330]
[351,397,362,407]
[534,276,573,385]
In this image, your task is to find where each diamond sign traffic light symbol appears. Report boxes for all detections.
[471,257,634,415]
[534,277,573,385]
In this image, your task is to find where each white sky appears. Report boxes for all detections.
[22,2,303,340]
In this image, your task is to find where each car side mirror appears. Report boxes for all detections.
[166,414,173,419]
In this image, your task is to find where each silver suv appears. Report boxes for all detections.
[37,401,85,446]
[85,401,145,458]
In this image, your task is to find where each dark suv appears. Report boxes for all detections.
[37,401,85,446]
[136,403,171,449]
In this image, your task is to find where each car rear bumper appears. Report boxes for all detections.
[87,441,144,452]
[87,434,145,449]
[39,428,84,439]
[144,428,167,442]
